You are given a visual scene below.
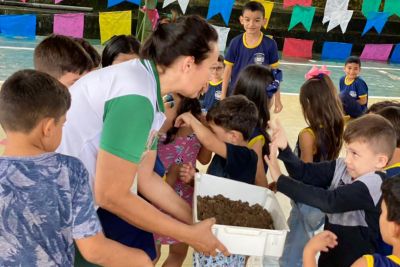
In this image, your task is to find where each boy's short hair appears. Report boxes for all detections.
[217,55,224,63]
[345,56,361,67]
[243,1,265,17]
[74,38,101,68]
[34,35,94,79]
[367,100,400,114]
[381,176,400,224]
[206,95,258,140]
[343,114,396,159]
[0,70,71,133]
[376,106,400,147]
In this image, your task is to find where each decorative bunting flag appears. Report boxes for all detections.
[283,0,312,8]
[55,0,63,3]
[390,44,400,64]
[0,14,36,38]
[321,42,352,60]
[362,0,381,18]
[362,12,389,35]
[163,0,190,14]
[254,0,274,29]
[282,38,314,58]
[360,44,393,61]
[212,25,230,52]
[288,5,315,31]
[141,6,159,30]
[326,10,353,33]
[107,0,140,8]
[53,13,84,38]
[383,0,400,17]
[99,11,131,44]
[206,0,235,26]
[323,0,349,24]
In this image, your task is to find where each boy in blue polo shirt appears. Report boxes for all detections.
[200,55,224,112]
[221,1,283,113]
[339,56,369,118]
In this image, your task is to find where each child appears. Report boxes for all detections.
[175,95,259,266]
[34,35,94,87]
[303,176,400,267]
[74,37,101,69]
[154,97,211,267]
[265,114,397,267]
[232,64,275,188]
[339,56,368,118]
[0,70,152,266]
[280,67,344,267]
[367,100,400,114]
[200,55,225,112]
[221,1,283,113]
[101,35,141,67]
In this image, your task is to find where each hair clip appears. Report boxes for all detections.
[265,69,282,98]
[305,65,331,80]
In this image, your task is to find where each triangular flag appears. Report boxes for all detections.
[163,0,190,14]
[107,0,140,8]
[383,0,400,17]
[212,25,230,52]
[390,44,400,64]
[283,0,312,8]
[288,5,315,31]
[53,13,84,38]
[362,12,389,35]
[362,0,381,18]
[360,44,393,61]
[206,0,235,26]
[141,6,159,30]
[326,10,353,33]
[323,0,349,24]
[254,0,274,29]
[99,11,132,44]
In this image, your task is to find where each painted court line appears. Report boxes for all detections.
[280,61,400,72]
[281,92,400,100]
[0,46,34,51]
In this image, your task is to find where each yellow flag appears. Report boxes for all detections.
[254,0,274,29]
[99,10,132,44]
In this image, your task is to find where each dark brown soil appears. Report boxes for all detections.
[197,194,274,229]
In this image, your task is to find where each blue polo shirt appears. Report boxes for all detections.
[200,81,222,112]
[339,76,368,112]
[224,33,279,95]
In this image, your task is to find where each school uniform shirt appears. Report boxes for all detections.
[224,33,279,95]
[57,59,166,260]
[385,163,400,178]
[248,127,268,173]
[363,254,400,267]
[276,146,384,267]
[0,153,101,266]
[200,81,222,112]
[339,76,369,111]
[207,143,258,184]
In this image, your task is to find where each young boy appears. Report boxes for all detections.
[176,95,259,266]
[303,176,400,267]
[221,1,283,113]
[339,56,368,118]
[34,35,94,87]
[0,70,152,267]
[265,114,397,267]
[200,55,225,112]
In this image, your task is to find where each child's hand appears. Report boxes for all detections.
[269,119,288,150]
[274,98,283,113]
[175,112,194,128]
[304,230,338,255]
[179,163,196,184]
[264,142,282,182]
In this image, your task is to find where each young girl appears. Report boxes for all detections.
[280,66,344,267]
[154,95,211,267]
[101,35,141,67]
[232,64,277,188]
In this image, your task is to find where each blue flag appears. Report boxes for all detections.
[107,0,140,8]
[321,42,352,61]
[390,44,400,64]
[362,12,390,35]
[0,14,36,38]
[206,0,235,26]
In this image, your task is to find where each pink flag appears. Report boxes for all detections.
[360,44,394,61]
[55,0,63,3]
[141,6,159,30]
[53,13,84,38]
[283,0,312,8]
[282,38,314,58]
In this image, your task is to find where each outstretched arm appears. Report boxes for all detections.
[221,64,232,100]
[303,231,338,267]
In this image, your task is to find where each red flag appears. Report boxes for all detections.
[283,38,314,58]
[283,0,312,8]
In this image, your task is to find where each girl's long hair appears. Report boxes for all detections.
[300,74,344,160]
[232,64,273,155]
[164,96,202,144]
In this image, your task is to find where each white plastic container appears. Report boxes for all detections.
[193,173,289,259]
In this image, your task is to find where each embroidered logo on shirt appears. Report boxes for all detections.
[349,91,357,98]
[254,53,265,65]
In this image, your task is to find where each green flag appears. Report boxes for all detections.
[288,5,316,32]
[384,0,400,17]
[362,0,381,18]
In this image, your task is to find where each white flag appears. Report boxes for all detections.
[163,0,190,14]
[212,25,231,52]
